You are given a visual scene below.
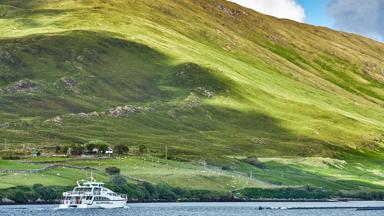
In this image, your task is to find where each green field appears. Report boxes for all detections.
[1,155,383,196]
[0,160,42,170]
[0,0,383,196]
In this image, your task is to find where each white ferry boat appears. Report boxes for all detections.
[59,176,127,209]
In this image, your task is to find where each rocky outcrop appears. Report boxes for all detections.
[218,4,245,16]
[74,105,155,118]
[76,55,86,63]
[45,104,156,125]
[44,89,214,124]
[75,111,101,118]
[181,93,201,110]
[0,46,22,66]
[107,105,154,117]
[0,122,10,129]
[4,80,37,93]
[362,62,378,74]
[196,87,215,98]
[56,77,78,92]
[44,116,63,126]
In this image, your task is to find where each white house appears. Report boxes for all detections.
[105,147,113,154]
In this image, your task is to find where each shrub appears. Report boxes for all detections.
[96,144,108,153]
[85,143,96,153]
[237,187,333,199]
[115,144,129,155]
[1,155,21,160]
[139,145,147,155]
[105,167,121,175]
[221,164,235,171]
[68,144,84,155]
[243,157,267,169]
[55,146,61,154]
[157,183,178,201]
[110,175,127,187]
[12,190,29,203]
[32,184,57,201]
[142,182,158,199]
[1,185,72,204]
[60,146,69,154]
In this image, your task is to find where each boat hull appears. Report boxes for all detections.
[59,200,127,209]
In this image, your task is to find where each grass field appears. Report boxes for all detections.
[0,156,271,191]
[0,0,383,194]
[1,155,383,195]
[0,160,42,170]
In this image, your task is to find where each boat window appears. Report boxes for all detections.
[74,187,92,193]
[93,188,101,195]
[94,196,110,201]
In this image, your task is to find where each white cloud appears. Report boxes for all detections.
[328,0,384,41]
[228,0,305,22]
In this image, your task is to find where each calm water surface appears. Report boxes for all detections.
[1,202,384,216]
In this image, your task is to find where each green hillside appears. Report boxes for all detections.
[0,0,384,197]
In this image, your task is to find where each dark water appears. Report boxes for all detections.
[1,202,384,216]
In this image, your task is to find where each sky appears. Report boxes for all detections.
[228,0,383,42]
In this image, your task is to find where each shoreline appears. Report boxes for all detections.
[0,198,379,206]
[1,200,384,211]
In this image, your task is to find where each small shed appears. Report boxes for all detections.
[105,147,113,154]
[92,148,99,154]
[31,149,41,157]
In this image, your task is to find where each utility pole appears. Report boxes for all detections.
[203,159,206,170]
[165,144,168,160]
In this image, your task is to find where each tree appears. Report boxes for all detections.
[55,146,61,154]
[115,144,129,155]
[9,190,28,204]
[96,144,108,154]
[139,145,147,155]
[157,183,178,201]
[32,184,57,201]
[243,157,266,169]
[85,143,96,154]
[69,144,84,155]
[105,167,120,175]
[110,175,127,187]
[61,146,69,154]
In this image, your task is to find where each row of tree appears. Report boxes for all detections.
[0,182,233,204]
[0,185,70,204]
[2,183,384,204]
[105,166,234,202]
[236,186,333,199]
[55,143,133,155]
[237,187,384,200]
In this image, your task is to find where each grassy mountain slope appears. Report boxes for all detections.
[0,0,384,193]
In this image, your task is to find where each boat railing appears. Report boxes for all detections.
[63,191,93,196]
